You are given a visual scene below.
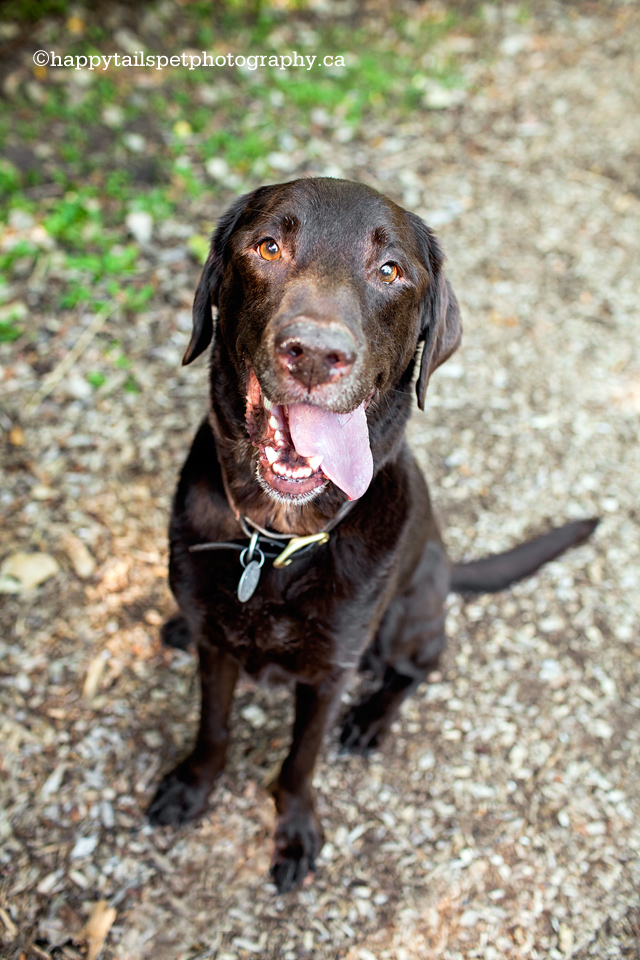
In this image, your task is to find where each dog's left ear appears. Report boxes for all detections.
[183,191,253,365]
[408,213,462,410]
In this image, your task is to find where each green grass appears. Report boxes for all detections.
[0,0,472,360]
[0,320,23,343]
[84,337,147,392]
[0,159,21,200]
[0,0,71,22]
[0,301,28,342]
[86,370,107,388]
[0,239,39,275]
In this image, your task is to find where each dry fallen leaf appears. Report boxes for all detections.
[63,534,96,579]
[558,923,575,955]
[31,484,59,501]
[0,551,60,593]
[66,16,85,35]
[0,906,18,937]
[82,651,110,700]
[9,425,25,446]
[80,900,116,960]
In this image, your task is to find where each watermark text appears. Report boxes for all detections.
[33,50,347,72]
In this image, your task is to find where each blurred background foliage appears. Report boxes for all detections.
[0,0,491,377]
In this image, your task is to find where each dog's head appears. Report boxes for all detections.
[185,178,461,504]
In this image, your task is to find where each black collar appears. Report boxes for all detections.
[188,519,330,568]
[188,503,354,602]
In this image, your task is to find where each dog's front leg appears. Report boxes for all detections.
[148,641,239,827]
[270,674,344,892]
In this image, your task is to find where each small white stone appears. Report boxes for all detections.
[63,373,93,400]
[418,751,436,770]
[590,720,614,739]
[585,821,607,836]
[41,763,67,799]
[102,105,124,127]
[267,151,297,172]
[31,485,58,501]
[70,835,98,859]
[126,210,153,245]
[422,83,465,110]
[15,672,31,692]
[205,157,230,180]
[9,209,35,230]
[539,658,563,680]
[509,743,528,771]
[37,870,63,894]
[123,132,146,153]
[101,800,115,829]
[241,704,267,728]
[143,730,163,748]
[114,28,142,55]
[500,34,531,56]
[459,909,479,927]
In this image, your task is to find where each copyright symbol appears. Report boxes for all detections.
[33,50,49,66]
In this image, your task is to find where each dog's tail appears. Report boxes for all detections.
[450,518,599,594]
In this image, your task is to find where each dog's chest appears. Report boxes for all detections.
[188,547,385,679]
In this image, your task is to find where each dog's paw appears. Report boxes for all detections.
[160,614,192,651]
[339,703,387,755]
[270,815,322,893]
[147,766,211,827]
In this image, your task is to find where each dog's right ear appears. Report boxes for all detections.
[407,212,462,410]
[182,192,252,365]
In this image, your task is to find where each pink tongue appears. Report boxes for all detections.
[288,401,373,501]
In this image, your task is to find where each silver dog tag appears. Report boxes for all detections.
[237,533,265,603]
[237,560,261,602]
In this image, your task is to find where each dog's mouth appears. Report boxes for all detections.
[245,368,373,502]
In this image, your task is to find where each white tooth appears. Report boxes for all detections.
[274,430,284,442]
[276,439,286,447]
[308,455,323,471]
[272,461,283,475]
[269,416,279,430]
[301,467,312,477]
[263,397,273,411]
[265,446,278,464]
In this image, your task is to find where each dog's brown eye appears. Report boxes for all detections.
[258,238,281,261]
[379,262,399,283]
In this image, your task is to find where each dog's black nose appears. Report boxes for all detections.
[275,321,356,388]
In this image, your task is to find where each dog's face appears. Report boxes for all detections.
[185,178,461,504]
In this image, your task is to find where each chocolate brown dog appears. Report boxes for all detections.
[148,178,597,892]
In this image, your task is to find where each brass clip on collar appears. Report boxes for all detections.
[272,531,330,569]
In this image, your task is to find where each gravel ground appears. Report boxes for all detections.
[1,3,640,959]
